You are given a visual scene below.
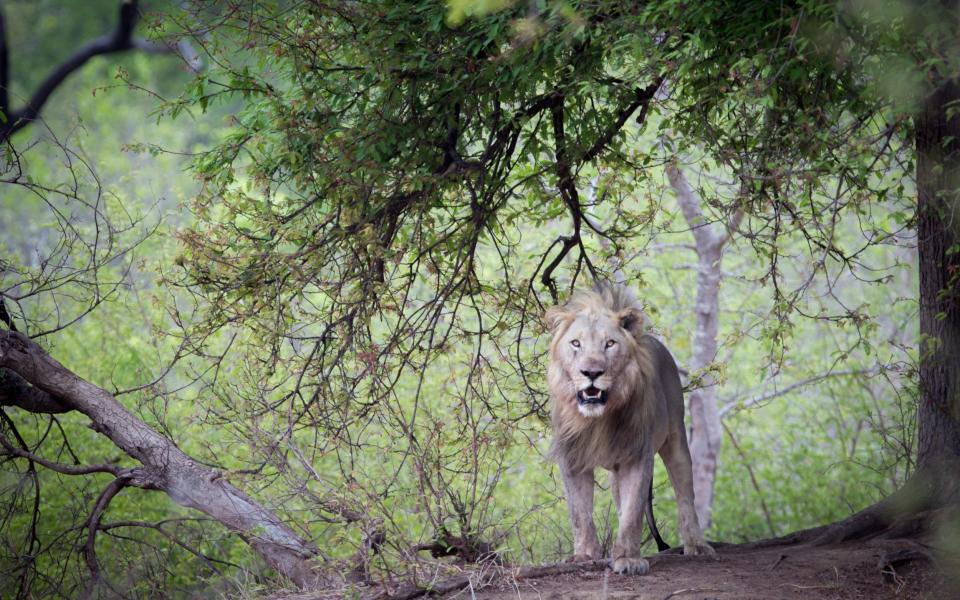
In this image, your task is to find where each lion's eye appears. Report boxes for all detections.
[605,340,616,348]
[570,340,580,348]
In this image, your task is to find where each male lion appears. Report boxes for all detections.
[545,284,714,575]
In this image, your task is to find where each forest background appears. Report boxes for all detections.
[0,1,951,598]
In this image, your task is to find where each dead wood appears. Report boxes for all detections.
[0,329,322,588]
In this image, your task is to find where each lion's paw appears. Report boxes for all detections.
[611,556,649,575]
[683,541,716,557]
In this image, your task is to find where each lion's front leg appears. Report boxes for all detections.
[610,457,653,575]
[560,464,602,561]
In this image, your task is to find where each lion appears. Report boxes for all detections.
[545,283,714,575]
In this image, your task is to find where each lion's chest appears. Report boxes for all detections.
[557,416,648,471]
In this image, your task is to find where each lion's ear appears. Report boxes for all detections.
[544,305,572,332]
[617,307,647,337]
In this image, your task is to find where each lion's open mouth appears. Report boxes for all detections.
[576,386,607,406]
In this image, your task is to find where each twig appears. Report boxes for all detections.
[779,566,841,590]
[661,588,723,600]
[768,553,787,570]
[98,520,233,574]
[719,368,877,418]
[722,421,776,537]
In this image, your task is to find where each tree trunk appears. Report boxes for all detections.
[667,163,739,530]
[773,77,960,549]
[0,330,321,587]
[687,242,724,530]
[915,78,960,466]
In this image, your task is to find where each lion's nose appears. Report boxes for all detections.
[580,370,604,381]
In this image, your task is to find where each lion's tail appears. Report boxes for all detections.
[646,479,671,552]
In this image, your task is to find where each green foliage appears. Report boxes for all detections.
[0,0,933,597]
[0,5,244,595]
[161,0,917,584]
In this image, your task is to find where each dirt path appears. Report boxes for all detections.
[445,540,940,600]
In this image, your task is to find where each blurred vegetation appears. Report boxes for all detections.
[0,1,928,598]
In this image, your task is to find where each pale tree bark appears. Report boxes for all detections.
[0,329,321,588]
[666,162,743,530]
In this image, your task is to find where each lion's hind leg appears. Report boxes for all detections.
[659,433,715,556]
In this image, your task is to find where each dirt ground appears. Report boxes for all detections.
[437,539,943,600]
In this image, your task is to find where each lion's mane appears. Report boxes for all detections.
[547,284,659,472]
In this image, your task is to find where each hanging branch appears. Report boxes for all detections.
[80,476,131,600]
[541,97,595,304]
[539,73,665,304]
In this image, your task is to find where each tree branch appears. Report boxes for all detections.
[666,161,722,250]
[0,296,17,332]
[0,0,141,140]
[540,235,578,305]
[582,77,663,164]
[717,178,748,246]
[541,97,599,300]
[722,205,745,245]
[719,368,878,419]
[80,476,129,600]
[0,368,72,413]
[0,434,124,477]
[0,329,321,587]
[98,520,228,574]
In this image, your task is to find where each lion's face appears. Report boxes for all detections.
[546,306,644,418]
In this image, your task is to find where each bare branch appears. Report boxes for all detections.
[98,519,228,575]
[666,160,722,249]
[719,368,878,419]
[0,435,123,477]
[80,476,129,600]
[0,1,141,140]
[540,235,578,305]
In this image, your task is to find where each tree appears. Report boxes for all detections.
[633,0,959,544]
[0,328,320,589]
[174,0,956,551]
[0,2,320,594]
[666,161,743,530]
[915,64,960,468]
[4,0,954,594]
[166,0,672,568]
